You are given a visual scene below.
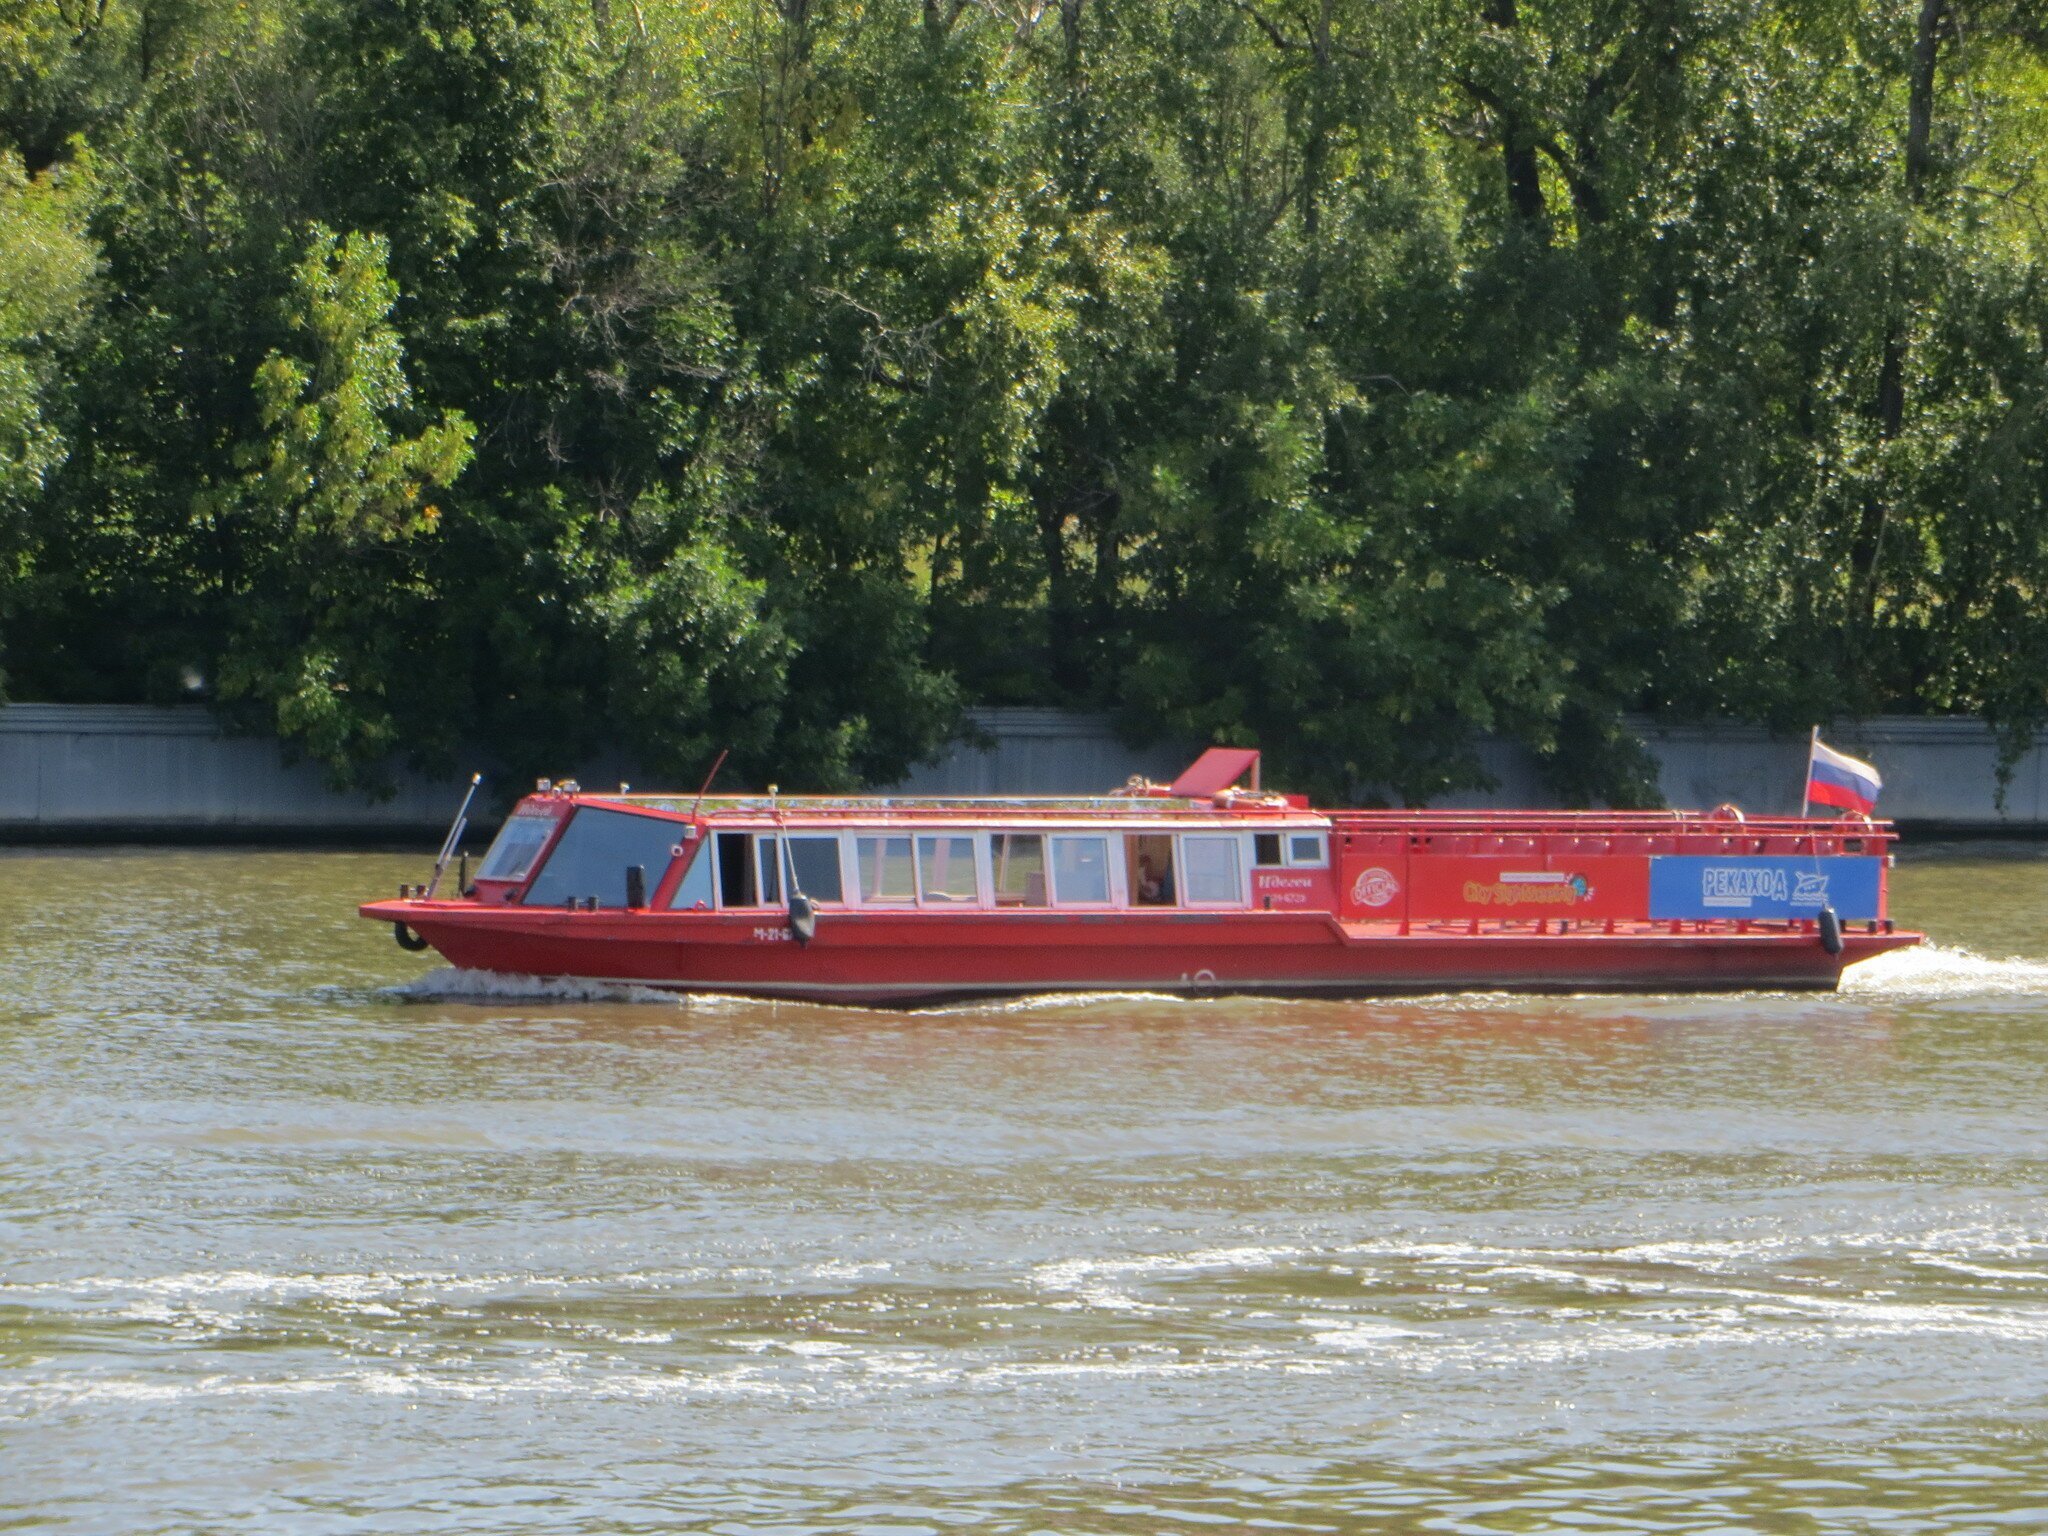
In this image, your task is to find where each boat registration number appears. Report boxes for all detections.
[752,926,794,942]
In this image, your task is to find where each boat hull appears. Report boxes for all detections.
[364,902,1920,1007]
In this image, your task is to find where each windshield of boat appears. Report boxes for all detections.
[524,807,682,908]
[476,810,557,883]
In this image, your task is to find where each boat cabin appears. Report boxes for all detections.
[467,749,1333,916]
[457,746,1899,936]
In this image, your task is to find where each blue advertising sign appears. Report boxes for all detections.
[1647,856,1883,921]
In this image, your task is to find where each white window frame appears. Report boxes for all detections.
[847,830,919,907]
[750,832,851,908]
[914,831,985,908]
[1285,831,1329,868]
[1118,828,1180,908]
[712,829,774,911]
[797,833,850,906]
[1178,832,1250,908]
[1049,833,1119,908]
[988,830,1052,909]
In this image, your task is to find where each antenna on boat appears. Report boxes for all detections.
[424,773,483,899]
[687,748,730,822]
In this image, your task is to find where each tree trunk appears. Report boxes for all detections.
[1904,0,1949,203]
[1849,0,1949,633]
[1301,0,1334,305]
[1037,498,1080,695]
[1481,0,1549,238]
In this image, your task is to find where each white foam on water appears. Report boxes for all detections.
[1033,1244,1309,1293]
[1840,942,2048,1000]
[0,1265,735,1310]
[926,990,1191,1017]
[387,967,692,1006]
[0,1268,488,1302]
[806,1259,892,1281]
[1911,1256,2048,1283]
[1307,1318,1434,1351]
[379,949,2048,1012]
[0,1361,821,1410]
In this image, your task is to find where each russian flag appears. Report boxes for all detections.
[1807,736,1882,816]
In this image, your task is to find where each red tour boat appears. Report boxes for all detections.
[363,748,1921,1006]
[364,749,1916,1011]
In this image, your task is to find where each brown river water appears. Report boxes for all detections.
[3,845,2048,1533]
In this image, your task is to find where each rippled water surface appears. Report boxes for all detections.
[5,845,2048,1533]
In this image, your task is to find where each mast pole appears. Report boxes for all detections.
[424,773,483,899]
[687,748,730,822]
[1801,725,1817,819]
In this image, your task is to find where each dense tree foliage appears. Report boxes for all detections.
[0,0,2044,799]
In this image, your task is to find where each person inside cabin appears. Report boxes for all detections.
[1125,833,1177,905]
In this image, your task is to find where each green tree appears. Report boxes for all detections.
[0,152,93,694]
[3,0,2048,804]
[207,227,473,780]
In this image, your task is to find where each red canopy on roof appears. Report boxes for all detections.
[1169,747,1262,798]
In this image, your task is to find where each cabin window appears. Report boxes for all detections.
[478,811,557,882]
[757,838,783,906]
[1180,834,1245,906]
[1125,833,1177,906]
[918,835,978,903]
[856,835,916,903]
[717,832,769,907]
[1253,832,1284,869]
[1051,835,1112,905]
[1288,833,1327,867]
[525,807,680,908]
[667,837,715,909]
[991,833,1048,906]
[784,836,845,903]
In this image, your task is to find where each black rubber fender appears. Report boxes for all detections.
[789,893,818,945]
[1817,906,1844,957]
[394,921,430,953]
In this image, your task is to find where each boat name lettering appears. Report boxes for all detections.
[1256,873,1316,889]
[1696,868,1827,907]
[1648,856,1877,920]
[1701,866,1791,906]
[1463,873,1592,907]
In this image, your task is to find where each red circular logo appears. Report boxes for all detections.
[1352,867,1400,908]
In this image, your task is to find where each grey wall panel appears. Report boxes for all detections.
[6,702,2048,834]
[888,709,1190,796]
[0,704,467,834]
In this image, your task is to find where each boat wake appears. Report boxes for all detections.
[928,991,1191,1016]
[384,945,2048,1011]
[387,967,689,1007]
[1841,942,2048,1000]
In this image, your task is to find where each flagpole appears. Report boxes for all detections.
[1801,725,1817,818]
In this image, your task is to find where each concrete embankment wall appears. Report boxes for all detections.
[0,705,473,840]
[2,702,2045,839]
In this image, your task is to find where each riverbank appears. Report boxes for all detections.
[5,703,2047,840]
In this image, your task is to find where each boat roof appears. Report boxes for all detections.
[513,739,1898,837]
[591,792,1314,821]
[531,746,1310,821]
